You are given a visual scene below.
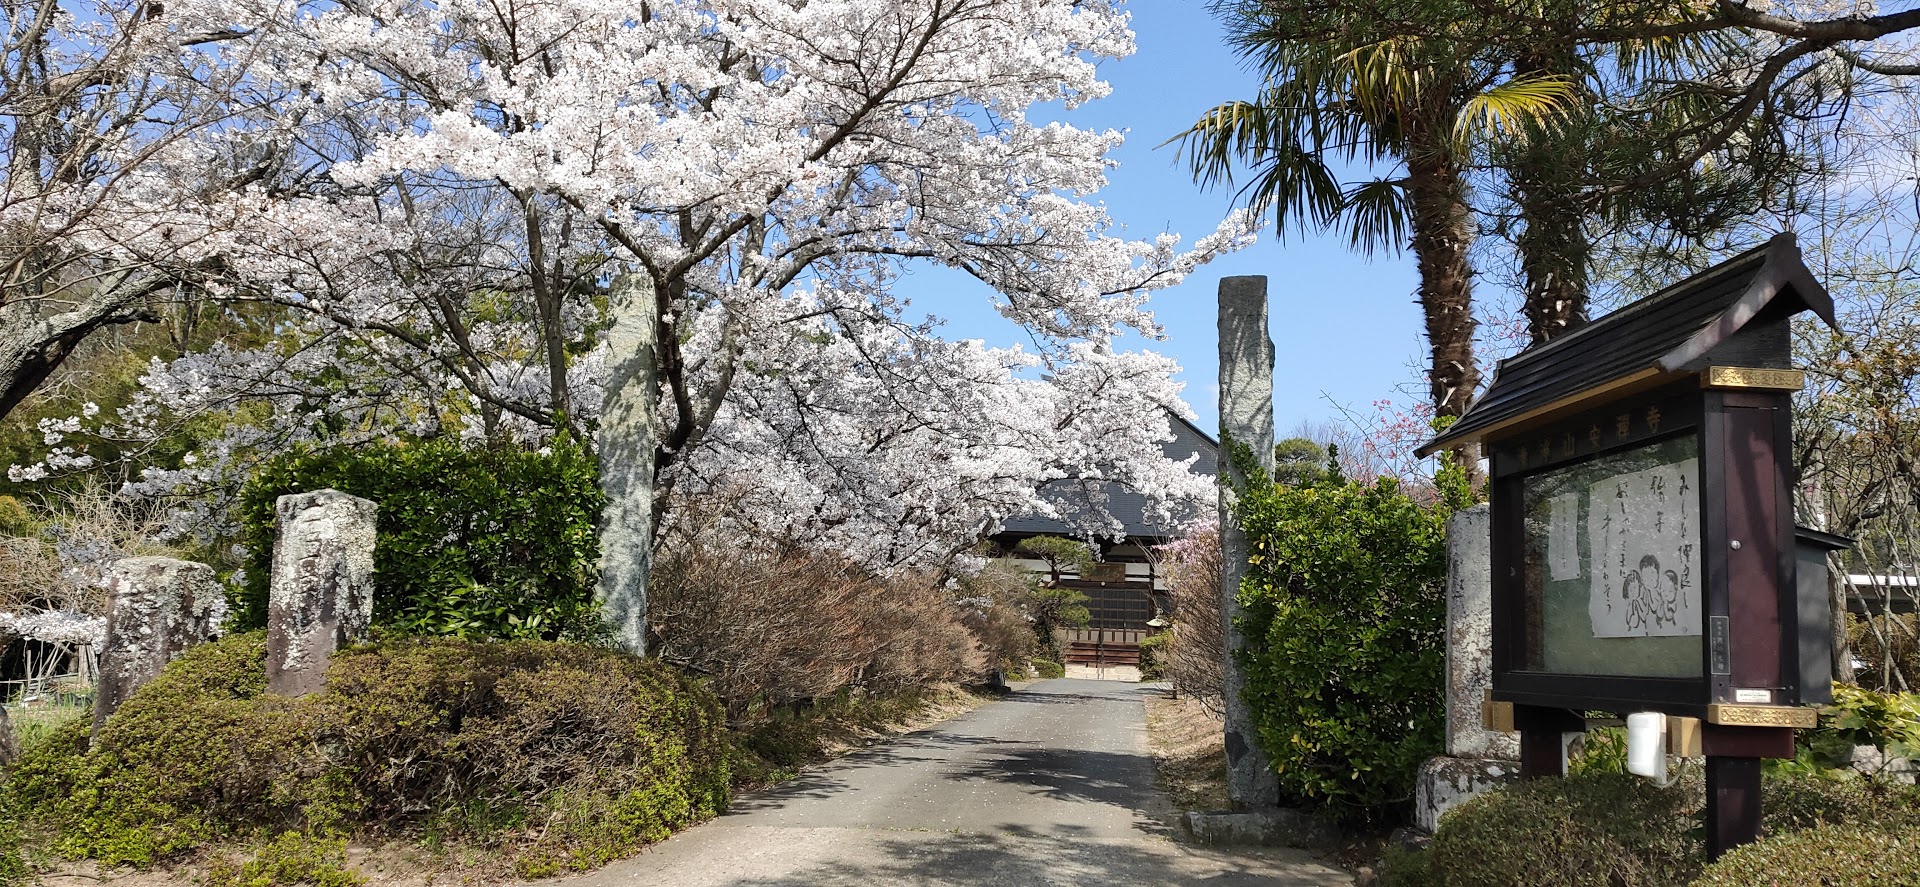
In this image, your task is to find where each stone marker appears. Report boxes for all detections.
[92,556,224,734]
[267,489,377,697]
[595,272,658,656]
[0,706,18,767]
[1413,503,1521,832]
[1217,275,1281,809]
[1444,504,1517,760]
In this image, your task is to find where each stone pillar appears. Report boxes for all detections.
[1414,504,1521,832]
[0,705,18,767]
[1444,504,1516,759]
[267,489,377,697]
[595,272,658,656]
[92,556,224,734]
[1217,275,1280,808]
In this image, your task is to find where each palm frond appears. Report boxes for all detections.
[1337,178,1412,257]
[1452,72,1578,148]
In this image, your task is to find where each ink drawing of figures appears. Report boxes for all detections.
[1587,457,1702,638]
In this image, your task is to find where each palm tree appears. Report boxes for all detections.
[1172,6,1571,466]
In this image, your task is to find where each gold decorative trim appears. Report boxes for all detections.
[1706,703,1818,728]
[1702,366,1806,391]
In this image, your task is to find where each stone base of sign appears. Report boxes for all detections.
[1413,755,1521,834]
[1183,807,1342,849]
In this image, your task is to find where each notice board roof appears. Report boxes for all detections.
[1420,233,1837,456]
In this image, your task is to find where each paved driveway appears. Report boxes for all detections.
[556,679,1351,886]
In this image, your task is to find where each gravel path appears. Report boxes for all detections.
[554,678,1351,886]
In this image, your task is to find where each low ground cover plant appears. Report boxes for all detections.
[11,632,730,878]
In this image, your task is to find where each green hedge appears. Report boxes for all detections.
[1231,453,1465,821]
[1396,771,1920,887]
[1426,773,1701,887]
[1693,823,1920,887]
[14,632,729,876]
[235,437,605,640]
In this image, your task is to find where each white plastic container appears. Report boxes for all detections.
[1626,711,1668,782]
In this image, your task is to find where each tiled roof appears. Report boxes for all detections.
[998,412,1218,540]
[1420,233,1837,456]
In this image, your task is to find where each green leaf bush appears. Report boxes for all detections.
[1761,771,1920,834]
[1425,773,1702,887]
[235,437,606,640]
[1386,770,1920,887]
[205,832,366,887]
[1692,823,1920,887]
[13,632,730,876]
[1231,451,1465,821]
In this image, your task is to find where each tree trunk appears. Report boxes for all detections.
[1511,48,1592,345]
[595,272,659,656]
[0,288,157,421]
[1406,147,1481,472]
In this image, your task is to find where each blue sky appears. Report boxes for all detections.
[905,0,1431,433]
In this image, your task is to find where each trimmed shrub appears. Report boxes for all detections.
[1031,658,1065,679]
[15,632,730,875]
[1427,773,1701,887]
[1231,452,1467,821]
[1763,772,1920,834]
[1374,845,1436,887]
[206,832,365,887]
[235,437,605,640]
[1137,631,1168,681]
[1693,823,1920,887]
[0,773,28,887]
[650,521,981,718]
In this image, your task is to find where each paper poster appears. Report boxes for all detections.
[1586,458,1701,638]
[1548,493,1582,581]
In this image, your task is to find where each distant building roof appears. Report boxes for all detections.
[1421,233,1838,456]
[998,412,1217,540]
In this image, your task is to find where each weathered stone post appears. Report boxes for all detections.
[595,272,658,656]
[267,489,377,697]
[1217,275,1281,808]
[0,706,19,767]
[92,556,224,734]
[1413,504,1520,832]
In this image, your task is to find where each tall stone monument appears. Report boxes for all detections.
[1217,275,1280,808]
[595,272,658,656]
[1413,503,1520,832]
[92,556,224,734]
[267,489,377,696]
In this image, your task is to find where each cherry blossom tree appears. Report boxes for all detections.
[11,0,1250,652]
[0,1,265,421]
